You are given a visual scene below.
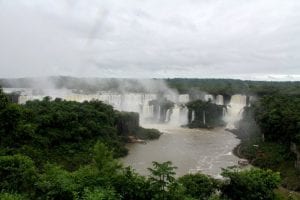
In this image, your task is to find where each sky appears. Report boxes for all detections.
[0,0,300,81]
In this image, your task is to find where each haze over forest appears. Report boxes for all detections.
[0,0,300,80]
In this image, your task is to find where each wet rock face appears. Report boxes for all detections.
[116,112,140,136]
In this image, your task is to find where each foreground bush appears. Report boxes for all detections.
[0,154,37,197]
[221,167,281,200]
[0,193,27,200]
[178,173,220,200]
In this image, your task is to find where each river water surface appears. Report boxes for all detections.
[121,124,240,178]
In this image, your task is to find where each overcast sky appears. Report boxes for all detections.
[0,0,300,80]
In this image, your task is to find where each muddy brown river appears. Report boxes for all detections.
[121,124,240,178]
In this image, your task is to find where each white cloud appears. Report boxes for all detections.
[0,0,299,80]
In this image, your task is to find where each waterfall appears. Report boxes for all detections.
[11,88,215,127]
[165,109,171,122]
[169,105,180,125]
[141,103,153,121]
[215,95,224,105]
[222,107,226,117]
[204,94,214,103]
[178,94,190,103]
[169,105,189,126]
[9,87,253,130]
[191,110,195,122]
[157,106,161,122]
[180,106,189,125]
[225,94,247,130]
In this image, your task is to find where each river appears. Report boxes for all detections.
[121,124,240,178]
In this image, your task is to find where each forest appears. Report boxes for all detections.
[234,93,300,189]
[166,78,300,96]
[0,87,285,200]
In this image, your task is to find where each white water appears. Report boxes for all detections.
[168,105,189,125]
[215,95,224,105]
[225,94,247,130]
[6,88,247,129]
[204,94,215,103]
[6,88,190,126]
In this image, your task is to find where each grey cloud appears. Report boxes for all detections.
[0,0,300,80]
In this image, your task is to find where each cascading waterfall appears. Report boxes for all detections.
[8,87,248,129]
[165,109,171,122]
[169,105,180,125]
[141,103,154,121]
[180,106,189,125]
[222,107,226,117]
[204,94,215,102]
[215,95,224,105]
[191,111,195,121]
[224,94,247,130]
[178,94,190,103]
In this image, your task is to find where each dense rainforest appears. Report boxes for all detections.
[233,93,300,197]
[0,89,162,170]
[0,87,286,200]
[166,78,300,96]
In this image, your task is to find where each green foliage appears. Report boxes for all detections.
[1,85,295,199]
[178,173,219,200]
[115,112,161,140]
[252,143,290,168]
[92,142,122,175]
[0,96,161,169]
[254,94,300,145]
[112,167,152,200]
[148,161,177,199]
[235,93,300,192]
[166,78,300,96]
[0,97,126,169]
[221,167,281,200]
[82,188,118,200]
[36,147,119,200]
[0,193,27,200]
[36,166,115,200]
[0,88,8,109]
[0,154,37,196]
[166,78,248,95]
[135,127,161,140]
[71,165,101,190]
[0,103,31,148]
[36,164,77,199]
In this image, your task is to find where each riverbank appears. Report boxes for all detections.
[228,127,300,199]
